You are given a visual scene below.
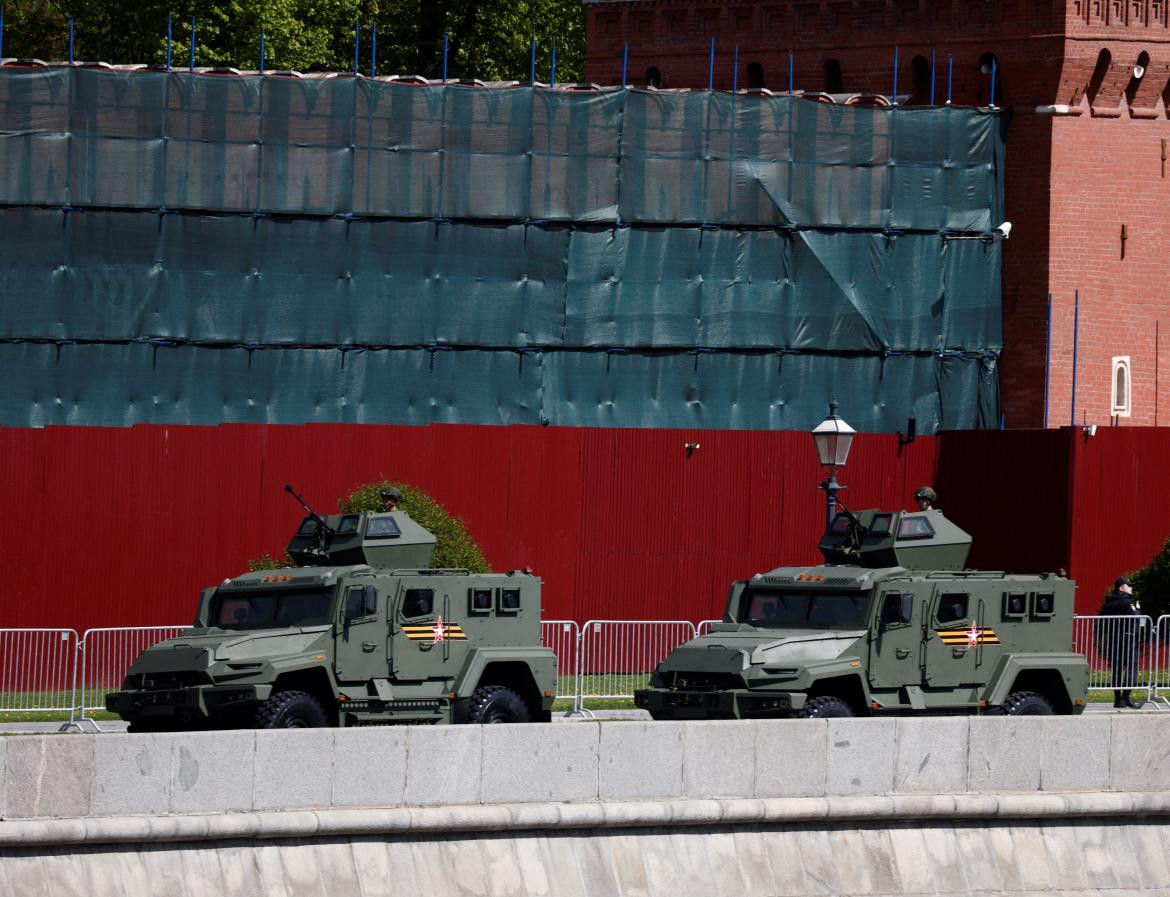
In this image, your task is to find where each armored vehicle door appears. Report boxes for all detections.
[923,587,1001,687]
[334,583,389,683]
[867,588,923,688]
[390,577,470,681]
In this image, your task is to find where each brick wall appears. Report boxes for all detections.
[584,0,1170,428]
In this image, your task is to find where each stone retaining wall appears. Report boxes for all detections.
[3,715,1170,896]
[3,715,1168,820]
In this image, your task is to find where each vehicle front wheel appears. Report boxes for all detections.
[127,720,180,733]
[467,685,529,723]
[999,691,1054,716]
[254,690,330,728]
[797,696,855,718]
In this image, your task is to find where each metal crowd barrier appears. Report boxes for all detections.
[1150,615,1170,709]
[540,620,582,713]
[5,616,1169,726]
[0,628,80,726]
[1072,614,1160,708]
[76,626,190,730]
[577,620,698,713]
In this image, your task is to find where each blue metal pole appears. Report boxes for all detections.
[930,49,936,105]
[1044,293,1052,429]
[621,42,628,88]
[259,26,265,73]
[166,14,172,71]
[990,57,997,107]
[892,46,898,103]
[707,38,714,91]
[68,17,74,64]
[788,49,794,94]
[371,22,377,77]
[946,54,953,104]
[189,16,196,71]
[1071,290,1080,425]
[353,19,359,75]
[732,46,738,93]
[442,33,448,83]
[550,39,556,86]
[530,37,535,84]
[0,8,4,63]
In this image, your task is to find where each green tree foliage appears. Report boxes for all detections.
[248,550,292,571]
[340,479,490,573]
[0,0,583,82]
[1128,535,1170,620]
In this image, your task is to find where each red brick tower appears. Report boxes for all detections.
[584,0,1170,428]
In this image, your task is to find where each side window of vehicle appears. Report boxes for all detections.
[344,585,377,620]
[402,588,434,619]
[935,592,969,625]
[880,592,913,626]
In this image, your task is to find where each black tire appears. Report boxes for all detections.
[1000,690,1054,716]
[797,696,855,718]
[466,685,529,724]
[254,690,330,728]
[127,720,179,733]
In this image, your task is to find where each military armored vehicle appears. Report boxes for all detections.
[107,486,557,730]
[635,508,1089,719]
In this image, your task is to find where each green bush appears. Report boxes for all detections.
[248,551,293,572]
[339,480,490,574]
[1128,534,1170,620]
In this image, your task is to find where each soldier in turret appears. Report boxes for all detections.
[913,486,937,511]
[380,486,402,512]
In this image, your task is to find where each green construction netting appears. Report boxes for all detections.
[0,342,997,432]
[0,68,1006,432]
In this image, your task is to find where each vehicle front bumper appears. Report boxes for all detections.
[634,687,806,720]
[105,683,274,723]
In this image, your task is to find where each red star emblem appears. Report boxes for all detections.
[966,622,981,646]
[432,616,448,642]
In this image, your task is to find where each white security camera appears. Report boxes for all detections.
[997,221,1012,239]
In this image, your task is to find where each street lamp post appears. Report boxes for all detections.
[811,400,856,528]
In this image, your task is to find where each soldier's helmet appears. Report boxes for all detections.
[913,486,937,503]
[380,486,403,504]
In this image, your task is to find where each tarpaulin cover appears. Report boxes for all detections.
[0,68,1005,432]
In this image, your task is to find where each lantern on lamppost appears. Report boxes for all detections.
[811,400,856,528]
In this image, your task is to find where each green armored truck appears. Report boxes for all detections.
[107,487,557,730]
[635,508,1089,719]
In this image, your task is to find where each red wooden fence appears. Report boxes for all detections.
[1,422,1165,630]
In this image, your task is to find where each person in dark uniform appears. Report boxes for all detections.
[380,486,402,512]
[913,486,937,511]
[1098,577,1143,709]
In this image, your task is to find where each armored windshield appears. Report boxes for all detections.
[737,588,870,629]
[210,587,334,630]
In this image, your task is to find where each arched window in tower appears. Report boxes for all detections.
[824,59,844,94]
[1087,49,1111,106]
[1112,357,1132,417]
[746,62,766,90]
[645,66,662,89]
[910,55,931,104]
[1125,50,1150,105]
[977,52,1002,106]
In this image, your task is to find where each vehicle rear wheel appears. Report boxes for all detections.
[254,690,329,728]
[467,685,529,723]
[798,696,855,718]
[1000,691,1054,716]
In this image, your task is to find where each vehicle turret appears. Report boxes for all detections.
[817,508,971,571]
[286,511,437,569]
